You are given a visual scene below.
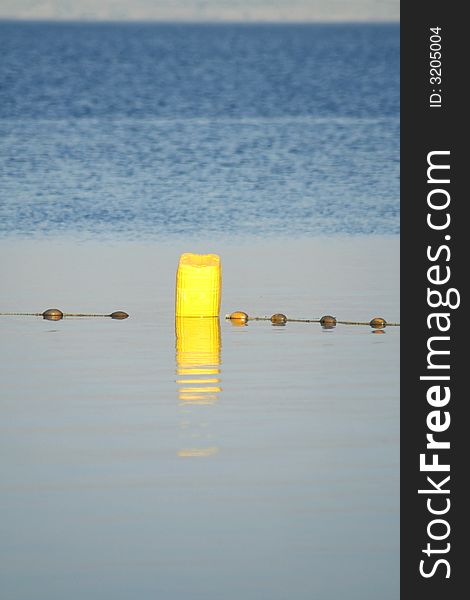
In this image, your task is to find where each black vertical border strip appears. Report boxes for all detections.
[401,2,465,599]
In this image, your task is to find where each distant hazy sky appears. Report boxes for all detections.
[0,1,399,22]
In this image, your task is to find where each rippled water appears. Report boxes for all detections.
[0,22,399,239]
[0,23,399,120]
[0,116,398,238]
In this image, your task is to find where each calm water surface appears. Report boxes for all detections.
[0,238,399,600]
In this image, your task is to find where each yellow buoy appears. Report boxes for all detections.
[271,313,287,325]
[175,253,221,317]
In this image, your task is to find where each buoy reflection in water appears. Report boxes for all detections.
[175,317,221,457]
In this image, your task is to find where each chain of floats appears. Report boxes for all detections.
[0,309,399,328]
[226,312,399,328]
[0,309,129,320]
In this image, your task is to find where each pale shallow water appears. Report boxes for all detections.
[0,236,399,600]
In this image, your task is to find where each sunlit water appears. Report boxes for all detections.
[1,22,399,600]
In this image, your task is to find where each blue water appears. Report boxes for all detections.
[0,22,399,239]
[1,22,400,600]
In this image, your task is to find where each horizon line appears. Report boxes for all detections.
[0,17,400,25]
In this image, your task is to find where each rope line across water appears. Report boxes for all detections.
[0,309,129,320]
[226,313,399,327]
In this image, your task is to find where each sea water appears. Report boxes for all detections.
[0,22,399,600]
